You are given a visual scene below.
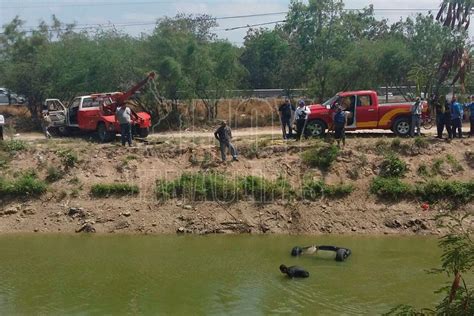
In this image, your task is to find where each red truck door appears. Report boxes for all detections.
[78,97,101,131]
[355,94,378,128]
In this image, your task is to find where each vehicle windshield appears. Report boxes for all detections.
[322,95,340,106]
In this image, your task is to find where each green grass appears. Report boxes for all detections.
[0,173,47,198]
[45,166,64,183]
[301,145,339,171]
[91,183,139,197]
[431,158,444,175]
[417,164,430,177]
[413,137,429,149]
[414,180,474,203]
[56,149,79,169]
[370,177,474,203]
[379,154,408,178]
[446,154,464,172]
[0,139,28,153]
[302,180,354,200]
[156,172,240,201]
[240,175,292,202]
[370,177,412,200]
[155,172,353,202]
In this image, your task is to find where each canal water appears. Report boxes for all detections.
[0,235,446,315]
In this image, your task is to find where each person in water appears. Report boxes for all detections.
[279,264,309,278]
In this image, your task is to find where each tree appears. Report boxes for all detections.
[240,28,288,89]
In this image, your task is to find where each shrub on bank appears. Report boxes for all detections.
[370,177,474,203]
[302,180,354,200]
[91,183,139,197]
[240,175,292,202]
[56,149,79,169]
[415,180,474,203]
[0,139,28,153]
[0,173,47,197]
[155,172,354,202]
[379,154,407,178]
[45,166,64,182]
[301,145,339,171]
[370,177,413,200]
[156,172,240,201]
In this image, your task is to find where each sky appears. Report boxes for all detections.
[0,0,462,45]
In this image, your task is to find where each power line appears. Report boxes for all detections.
[222,20,286,31]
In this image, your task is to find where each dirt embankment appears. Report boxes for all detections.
[0,132,473,235]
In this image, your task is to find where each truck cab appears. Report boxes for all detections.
[44,94,151,142]
[305,90,428,137]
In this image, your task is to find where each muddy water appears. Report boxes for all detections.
[0,235,445,315]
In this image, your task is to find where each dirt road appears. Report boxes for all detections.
[11,125,443,142]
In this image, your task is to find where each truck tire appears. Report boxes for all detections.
[306,119,327,137]
[139,127,149,138]
[393,117,411,137]
[335,248,351,262]
[97,122,115,143]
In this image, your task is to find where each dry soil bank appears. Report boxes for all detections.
[0,131,473,235]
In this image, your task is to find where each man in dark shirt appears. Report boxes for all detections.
[279,264,309,278]
[214,121,238,162]
[278,98,295,139]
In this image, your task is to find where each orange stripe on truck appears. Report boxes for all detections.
[356,121,378,128]
[379,108,410,127]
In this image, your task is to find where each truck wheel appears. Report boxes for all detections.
[97,123,115,143]
[306,119,327,137]
[393,117,411,137]
[139,127,149,138]
[335,248,351,262]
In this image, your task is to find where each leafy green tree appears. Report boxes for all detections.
[240,29,288,89]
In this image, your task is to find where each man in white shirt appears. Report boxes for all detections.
[294,99,310,140]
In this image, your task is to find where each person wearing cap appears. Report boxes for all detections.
[333,104,350,147]
[214,121,238,162]
[278,98,295,139]
[294,99,310,141]
[464,95,474,137]
[410,96,423,137]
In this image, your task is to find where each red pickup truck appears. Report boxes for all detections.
[305,90,429,137]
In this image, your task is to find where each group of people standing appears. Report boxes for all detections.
[278,98,349,147]
[432,95,474,139]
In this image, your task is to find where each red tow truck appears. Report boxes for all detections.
[44,72,155,142]
[305,90,429,137]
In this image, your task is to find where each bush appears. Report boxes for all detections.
[302,180,353,200]
[45,166,64,182]
[415,180,474,203]
[240,175,292,202]
[379,154,408,178]
[413,137,429,149]
[446,154,464,172]
[370,177,413,200]
[91,183,139,197]
[0,173,47,198]
[431,158,444,175]
[374,139,389,155]
[301,145,339,171]
[155,173,293,202]
[1,139,28,153]
[417,164,430,177]
[156,172,240,201]
[370,177,474,203]
[56,149,78,169]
